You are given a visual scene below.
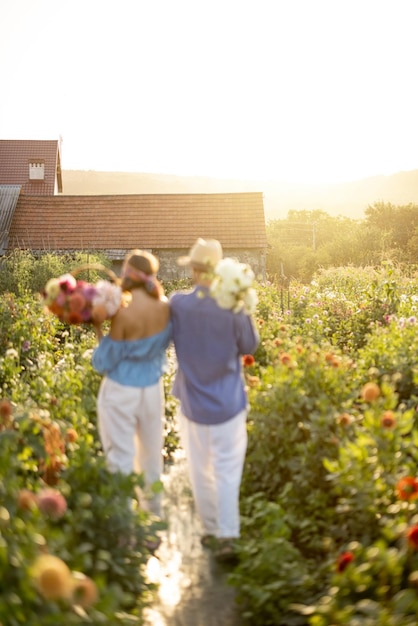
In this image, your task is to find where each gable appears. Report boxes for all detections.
[0,140,62,195]
[8,192,267,252]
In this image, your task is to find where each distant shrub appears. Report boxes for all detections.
[0,250,112,295]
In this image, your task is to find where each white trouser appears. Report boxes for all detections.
[179,409,248,539]
[97,377,164,517]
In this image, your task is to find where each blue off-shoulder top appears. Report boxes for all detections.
[92,322,172,388]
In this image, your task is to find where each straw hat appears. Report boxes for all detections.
[177,238,223,270]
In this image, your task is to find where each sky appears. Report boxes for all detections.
[1,0,418,185]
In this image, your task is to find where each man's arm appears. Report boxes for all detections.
[235,314,260,355]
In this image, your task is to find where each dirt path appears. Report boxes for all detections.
[143,453,246,626]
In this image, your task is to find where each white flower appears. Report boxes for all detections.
[92,280,122,317]
[242,288,258,313]
[5,348,19,359]
[210,258,258,315]
[44,277,60,301]
[215,290,237,310]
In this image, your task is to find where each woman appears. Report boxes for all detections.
[92,250,172,517]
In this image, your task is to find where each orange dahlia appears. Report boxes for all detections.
[396,476,418,501]
[360,382,380,402]
[242,354,255,367]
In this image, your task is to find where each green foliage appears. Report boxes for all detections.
[161,277,192,297]
[355,319,418,410]
[0,418,158,624]
[0,269,175,624]
[230,495,322,626]
[232,265,418,624]
[296,532,418,625]
[0,250,112,296]
[266,203,418,282]
[6,252,418,624]
[0,388,160,624]
[365,201,418,261]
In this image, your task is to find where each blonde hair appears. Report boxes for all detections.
[125,249,159,275]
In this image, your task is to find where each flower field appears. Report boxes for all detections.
[234,263,418,625]
[0,288,164,625]
[2,257,418,624]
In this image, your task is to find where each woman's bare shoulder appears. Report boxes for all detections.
[157,298,170,322]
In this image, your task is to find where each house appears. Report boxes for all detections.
[0,139,63,195]
[0,139,63,254]
[0,140,267,279]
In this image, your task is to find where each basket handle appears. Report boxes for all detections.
[70,263,119,284]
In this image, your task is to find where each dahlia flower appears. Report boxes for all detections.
[210,257,258,315]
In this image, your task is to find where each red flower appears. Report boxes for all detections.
[396,477,418,501]
[243,354,255,367]
[336,551,354,572]
[67,311,84,324]
[407,525,418,549]
[58,276,76,293]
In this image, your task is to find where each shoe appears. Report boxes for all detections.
[214,538,239,564]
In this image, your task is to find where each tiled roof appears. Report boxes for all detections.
[0,185,21,253]
[0,140,62,195]
[8,192,267,252]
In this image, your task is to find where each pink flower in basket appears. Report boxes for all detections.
[43,273,122,325]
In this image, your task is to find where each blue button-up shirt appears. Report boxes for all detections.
[170,287,259,425]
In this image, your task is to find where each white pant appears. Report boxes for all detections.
[179,409,248,539]
[97,377,164,516]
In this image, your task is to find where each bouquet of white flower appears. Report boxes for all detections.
[209,257,258,315]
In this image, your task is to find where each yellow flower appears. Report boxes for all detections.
[31,554,73,601]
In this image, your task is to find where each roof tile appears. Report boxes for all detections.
[8,193,267,252]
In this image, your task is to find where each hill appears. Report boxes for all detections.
[62,169,418,221]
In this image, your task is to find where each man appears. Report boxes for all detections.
[170,238,259,562]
